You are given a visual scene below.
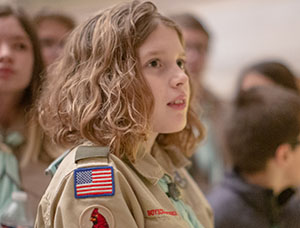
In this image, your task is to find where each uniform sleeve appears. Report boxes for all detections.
[35,166,144,228]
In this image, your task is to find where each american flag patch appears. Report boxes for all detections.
[74,166,115,198]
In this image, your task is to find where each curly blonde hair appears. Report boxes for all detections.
[38,0,204,162]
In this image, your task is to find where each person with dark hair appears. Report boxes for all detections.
[35,1,213,227]
[237,60,299,93]
[34,8,76,66]
[171,13,226,191]
[207,86,300,228]
[170,13,210,80]
[0,2,59,217]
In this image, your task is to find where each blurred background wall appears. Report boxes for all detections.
[21,0,300,100]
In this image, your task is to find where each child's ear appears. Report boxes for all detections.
[274,143,292,166]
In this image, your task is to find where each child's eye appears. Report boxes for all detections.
[176,59,185,70]
[148,59,161,68]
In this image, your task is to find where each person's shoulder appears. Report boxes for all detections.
[44,144,117,196]
[285,189,300,214]
[206,183,244,228]
[40,144,130,206]
[206,175,248,216]
[36,145,139,227]
[206,182,238,207]
[282,190,300,227]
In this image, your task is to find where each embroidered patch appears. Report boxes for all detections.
[80,205,115,228]
[147,209,178,216]
[74,166,115,198]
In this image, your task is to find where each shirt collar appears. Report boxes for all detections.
[128,142,191,185]
[224,170,296,210]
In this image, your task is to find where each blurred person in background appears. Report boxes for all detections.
[236,60,299,93]
[170,13,209,80]
[34,9,76,67]
[207,86,300,228]
[0,2,58,217]
[171,13,227,191]
[221,60,300,183]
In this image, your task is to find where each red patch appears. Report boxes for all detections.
[90,208,109,228]
[147,209,178,216]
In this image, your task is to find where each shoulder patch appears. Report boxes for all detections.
[74,166,115,198]
[80,205,115,228]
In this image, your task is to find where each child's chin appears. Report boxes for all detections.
[164,125,186,134]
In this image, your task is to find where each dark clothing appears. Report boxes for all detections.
[207,170,300,228]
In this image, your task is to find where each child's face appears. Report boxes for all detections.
[138,23,190,134]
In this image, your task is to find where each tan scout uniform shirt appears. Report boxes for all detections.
[35,143,213,228]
